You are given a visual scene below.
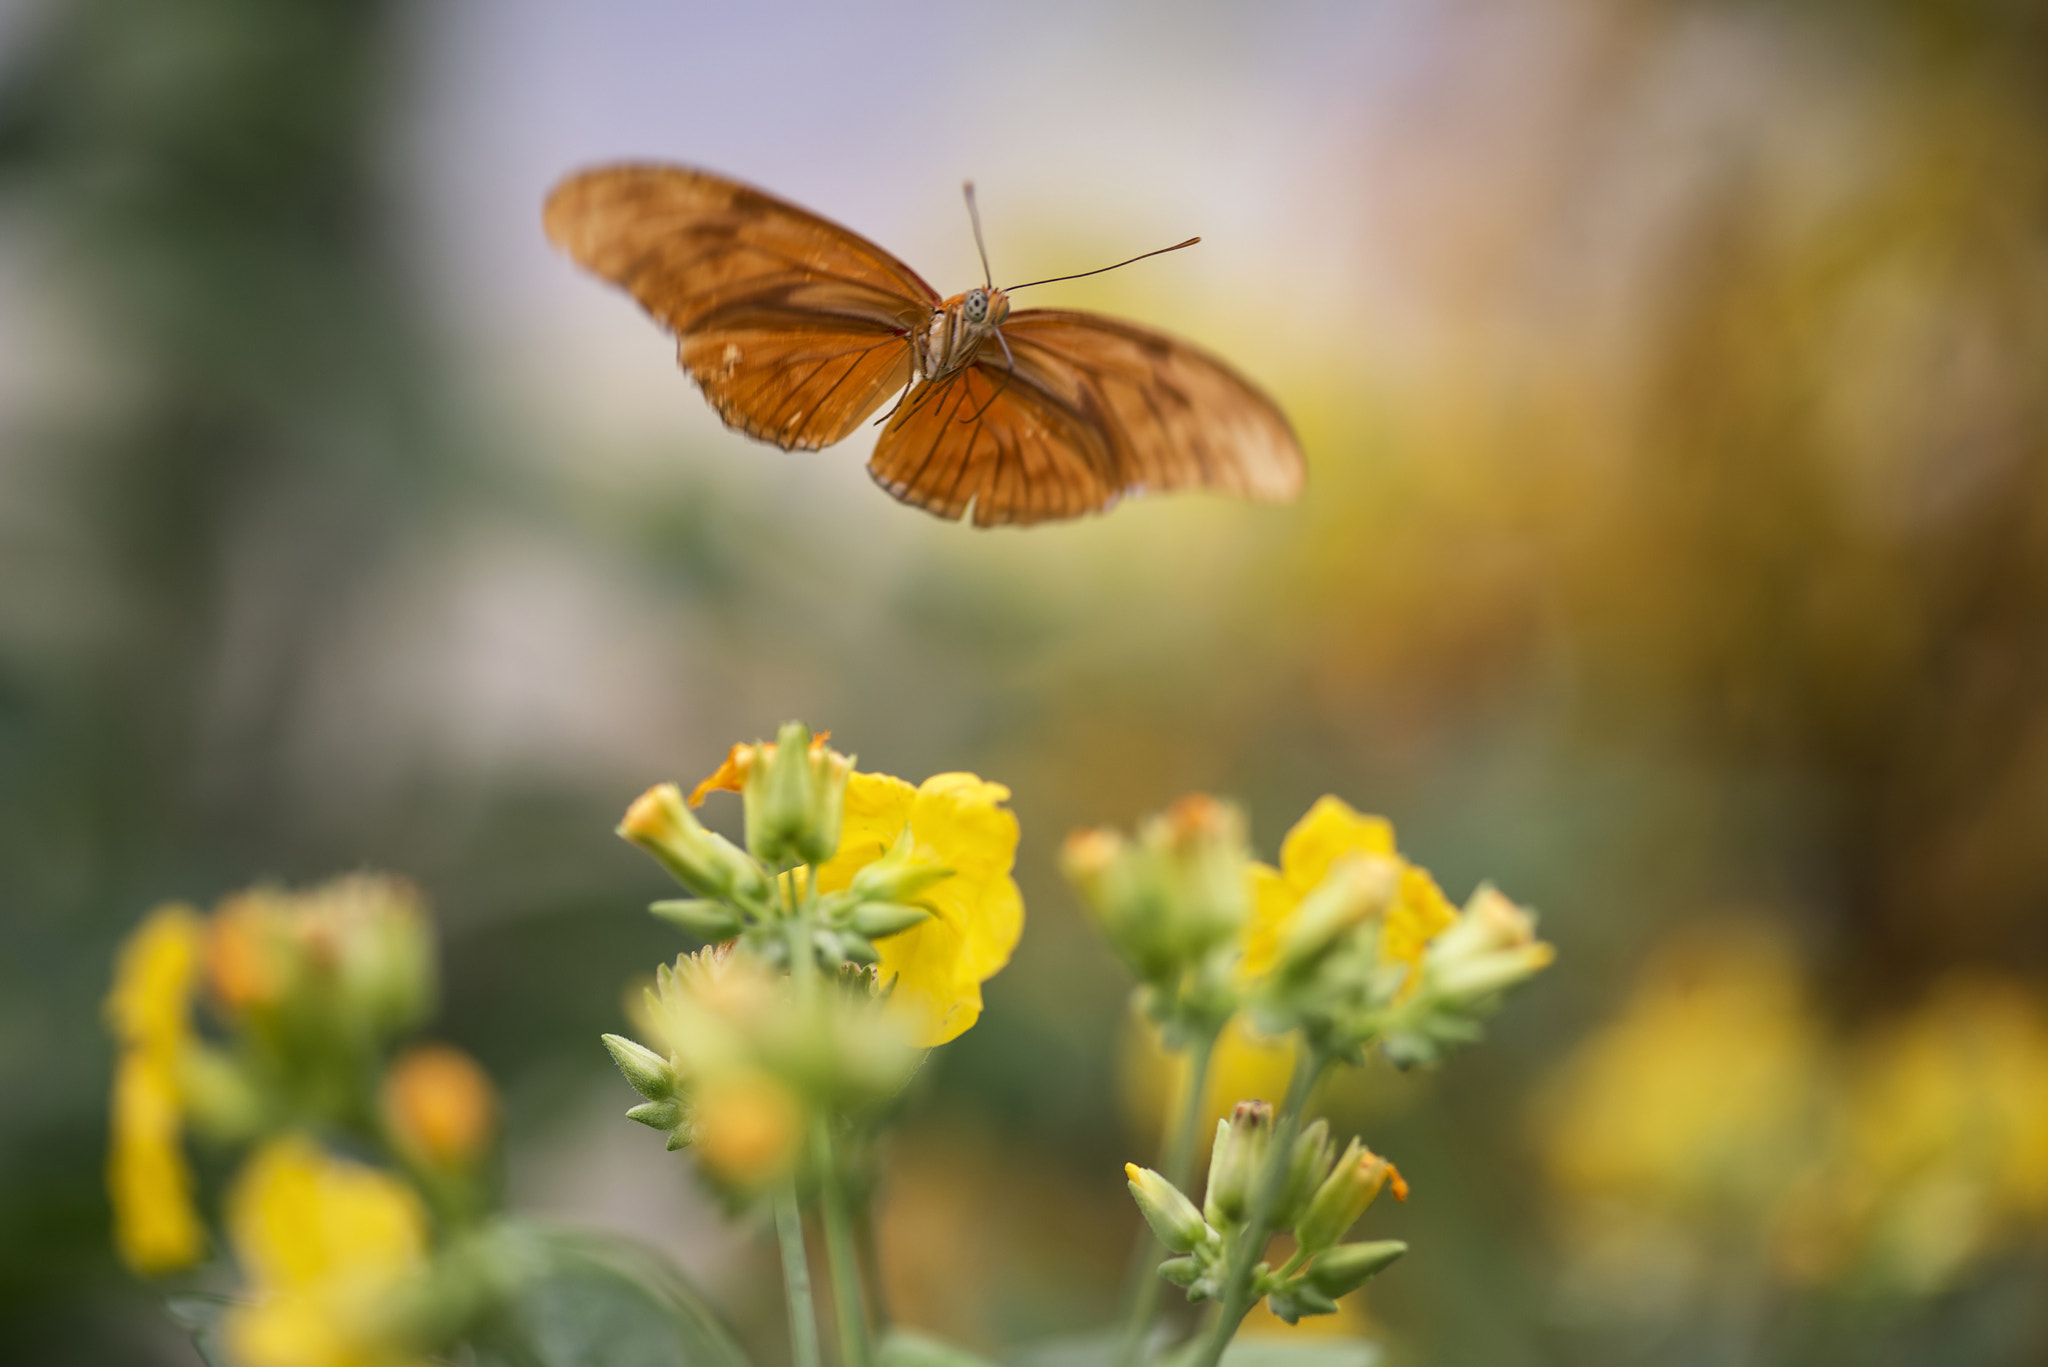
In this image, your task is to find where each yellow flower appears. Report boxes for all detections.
[223,1136,433,1367]
[105,904,207,1275]
[1121,1010,1298,1143]
[1241,797,1456,982]
[1535,925,1818,1217]
[812,770,1023,1047]
[1809,977,2048,1290]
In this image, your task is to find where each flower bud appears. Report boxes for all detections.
[1159,1255,1203,1287]
[1125,1163,1210,1254]
[1272,1117,1334,1230]
[1203,1100,1274,1229]
[650,899,744,941]
[1295,1138,1406,1252]
[745,722,853,868]
[849,827,954,905]
[849,900,932,940]
[692,1070,804,1190]
[620,784,770,906]
[1424,885,1555,1001]
[601,1032,677,1102]
[1304,1240,1407,1297]
[1066,797,1253,986]
[1277,856,1399,974]
[383,1043,497,1169]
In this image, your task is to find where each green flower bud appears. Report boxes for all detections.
[626,1098,683,1130]
[1159,1255,1203,1287]
[1304,1240,1407,1297]
[601,1032,677,1102]
[1277,856,1399,974]
[1125,1163,1210,1254]
[747,722,854,868]
[1295,1138,1406,1252]
[650,899,744,941]
[850,900,932,940]
[1203,1100,1273,1229]
[1263,1287,1339,1324]
[850,827,954,905]
[620,785,770,906]
[1064,796,1252,986]
[1272,1117,1334,1230]
[1424,886,1555,1001]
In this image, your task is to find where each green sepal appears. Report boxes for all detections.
[650,899,744,941]
[627,1099,683,1130]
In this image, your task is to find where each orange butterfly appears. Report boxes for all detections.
[542,165,1305,527]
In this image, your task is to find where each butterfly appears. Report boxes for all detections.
[542,164,1304,527]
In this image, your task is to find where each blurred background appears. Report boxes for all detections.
[5,0,2048,1363]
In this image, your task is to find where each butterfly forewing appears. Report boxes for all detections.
[870,309,1304,526]
[544,165,938,449]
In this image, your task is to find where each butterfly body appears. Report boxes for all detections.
[915,287,1011,382]
[544,164,1303,526]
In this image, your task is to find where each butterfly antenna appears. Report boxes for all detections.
[963,181,993,290]
[1005,237,1202,292]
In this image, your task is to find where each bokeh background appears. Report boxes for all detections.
[5,0,2048,1363]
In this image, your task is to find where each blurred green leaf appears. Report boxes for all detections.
[472,1226,751,1367]
[161,1293,236,1367]
[881,1328,1005,1367]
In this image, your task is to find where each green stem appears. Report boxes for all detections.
[814,1117,872,1367]
[1190,1046,1328,1367]
[856,1200,893,1333]
[776,1187,824,1367]
[1115,1027,1220,1366]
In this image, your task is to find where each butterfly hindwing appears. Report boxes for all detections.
[869,308,1304,526]
[545,165,937,449]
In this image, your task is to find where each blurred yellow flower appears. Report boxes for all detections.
[1536,925,1820,1219]
[813,770,1023,1047]
[1241,797,1456,981]
[105,903,207,1275]
[1806,977,2048,1291]
[223,1136,433,1367]
[1122,1010,1298,1144]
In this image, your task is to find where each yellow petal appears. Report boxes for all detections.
[108,1051,206,1274]
[812,771,918,893]
[1238,863,1296,979]
[873,772,1023,1047]
[106,904,201,1050]
[228,1137,427,1296]
[1381,864,1459,971]
[1278,797,1395,897]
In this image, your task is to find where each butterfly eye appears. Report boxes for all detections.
[964,289,988,323]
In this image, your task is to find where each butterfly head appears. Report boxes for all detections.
[961,286,1010,328]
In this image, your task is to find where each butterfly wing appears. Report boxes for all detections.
[869,308,1304,526]
[544,164,938,450]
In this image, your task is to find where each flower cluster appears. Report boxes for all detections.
[606,723,1022,1210]
[1072,792,1554,1364]
[1126,1102,1409,1325]
[103,877,502,1367]
[1539,929,2048,1305]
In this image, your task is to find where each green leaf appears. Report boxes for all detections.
[879,1329,1005,1367]
[471,1225,753,1367]
[1009,1328,1160,1367]
[1213,1339,1380,1367]
[162,1293,238,1367]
